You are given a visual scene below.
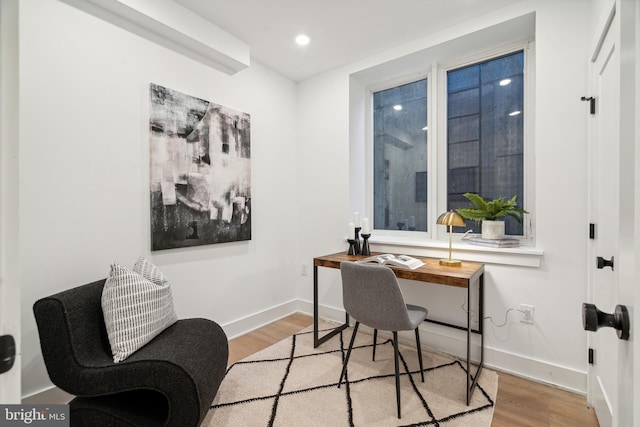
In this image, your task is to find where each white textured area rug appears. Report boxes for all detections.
[204,321,497,427]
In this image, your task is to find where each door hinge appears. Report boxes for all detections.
[589,223,595,239]
[588,347,594,364]
[581,96,596,114]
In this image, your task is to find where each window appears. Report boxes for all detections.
[370,48,528,238]
[447,51,525,235]
[372,79,428,232]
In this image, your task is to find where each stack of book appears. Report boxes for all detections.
[467,237,520,248]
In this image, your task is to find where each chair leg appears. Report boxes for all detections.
[338,321,360,388]
[415,327,424,382]
[372,329,378,361]
[393,331,401,419]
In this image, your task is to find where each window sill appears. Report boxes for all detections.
[367,235,543,268]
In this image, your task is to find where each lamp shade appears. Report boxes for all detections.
[436,210,466,227]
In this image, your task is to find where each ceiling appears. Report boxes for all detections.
[176,0,523,82]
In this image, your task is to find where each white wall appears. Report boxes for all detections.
[296,0,593,392]
[19,0,298,397]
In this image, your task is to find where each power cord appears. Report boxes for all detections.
[461,301,475,317]
[484,308,527,327]
[461,301,527,327]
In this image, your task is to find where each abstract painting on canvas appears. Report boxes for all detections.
[149,83,251,250]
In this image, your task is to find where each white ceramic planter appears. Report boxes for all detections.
[481,220,505,240]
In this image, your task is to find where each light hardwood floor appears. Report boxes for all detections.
[231,313,599,427]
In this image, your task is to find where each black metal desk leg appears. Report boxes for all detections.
[479,274,484,362]
[466,278,471,404]
[313,265,319,347]
[466,273,485,405]
[313,264,349,348]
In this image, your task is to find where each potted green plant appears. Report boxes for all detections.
[456,193,528,240]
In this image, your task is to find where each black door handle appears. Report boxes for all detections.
[0,335,16,374]
[582,303,630,340]
[596,256,614,270]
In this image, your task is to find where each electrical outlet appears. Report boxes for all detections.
[300,264,308,276]
[520,304,534,324]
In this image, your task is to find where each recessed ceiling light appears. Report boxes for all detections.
[509,110,521,116]
[499,78,512,86]
[393,105,403,111]
[295,34,310,46]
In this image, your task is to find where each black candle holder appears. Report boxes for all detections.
[361,233,371,255]
[347,239,357,255]
[354,227,362,254]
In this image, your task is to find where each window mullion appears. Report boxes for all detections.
[435,65,448,240]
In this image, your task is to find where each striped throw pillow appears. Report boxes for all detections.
[101,260,178,363]
[133,256,169,287]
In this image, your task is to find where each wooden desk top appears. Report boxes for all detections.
[314,252,484,288]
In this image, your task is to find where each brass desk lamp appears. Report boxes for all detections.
[437,210,466,267]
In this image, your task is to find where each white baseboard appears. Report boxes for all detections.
[220,299,305,340]
[482,345,587,395]
[296,299,587,395]
[22,387,73,404]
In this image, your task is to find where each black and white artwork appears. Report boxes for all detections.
[149,83,251,250]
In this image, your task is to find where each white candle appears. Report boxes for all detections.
[348,222,355,240]
[353,212,360,227]
[362,218,370,234]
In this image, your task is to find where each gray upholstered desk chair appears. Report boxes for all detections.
[338,261,428,419]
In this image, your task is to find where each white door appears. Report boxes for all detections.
[0,0,21,404]
[586,1,635,426]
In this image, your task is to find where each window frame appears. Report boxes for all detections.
[366,71,434,242]
[366,39,536,245]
